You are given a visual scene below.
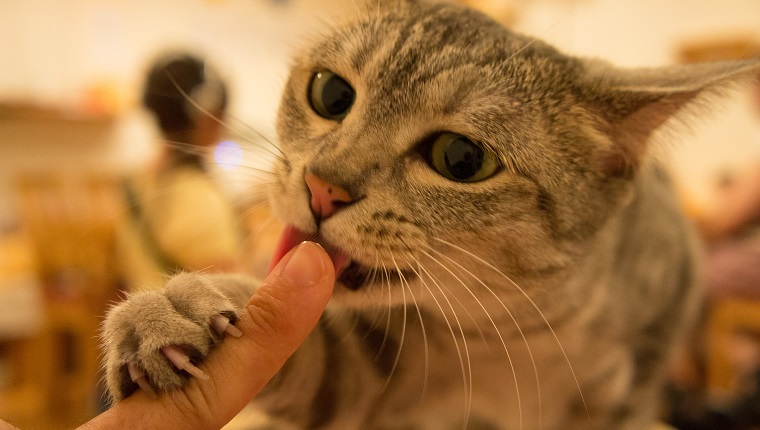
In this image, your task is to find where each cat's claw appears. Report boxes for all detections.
[211,313,242,338]
[162,345,210,381]
[128,362,157,398]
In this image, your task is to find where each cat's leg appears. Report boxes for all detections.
[563,344,671,430]
[101,272,258,401]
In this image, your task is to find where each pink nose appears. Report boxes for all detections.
[304,172,353,221]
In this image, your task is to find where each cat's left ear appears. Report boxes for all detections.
[581,58,760,177]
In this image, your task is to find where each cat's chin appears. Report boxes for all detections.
[269,225,417,293]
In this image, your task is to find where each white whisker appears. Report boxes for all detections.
[433,237,589,421]
[427,245,543,429]
[378,260,394,360]
[418,247,521,430]
[407,255,471,429]
[383,259,408,391]
[391,253,428,403]
[164,71,284,161]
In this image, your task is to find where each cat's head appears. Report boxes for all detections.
[268,0,759,310]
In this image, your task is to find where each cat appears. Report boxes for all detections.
[101,0,760,428]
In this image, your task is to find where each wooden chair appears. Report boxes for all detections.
[706,299,760,395]
[0,174,125,428]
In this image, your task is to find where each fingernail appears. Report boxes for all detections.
[281,241,326,287]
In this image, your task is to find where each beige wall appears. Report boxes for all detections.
[0,0,758,215]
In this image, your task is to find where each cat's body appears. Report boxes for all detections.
[102,1,760,429]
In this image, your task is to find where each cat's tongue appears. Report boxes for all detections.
[268,225,350,278]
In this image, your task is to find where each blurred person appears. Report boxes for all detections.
[118,53,243,291]
[668,76,760,429]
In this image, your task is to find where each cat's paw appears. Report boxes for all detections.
[102,272,243,401]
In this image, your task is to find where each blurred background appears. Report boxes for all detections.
[0,0,758,429]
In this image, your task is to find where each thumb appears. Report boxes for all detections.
[201,240,336,426]
[79,241,334,430]
[218,242,335,412]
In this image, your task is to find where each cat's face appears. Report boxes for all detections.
[268,1,603,311]
[268,0,758,312]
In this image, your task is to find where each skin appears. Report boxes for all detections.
[697,163,760,241]
[0,242,334,430]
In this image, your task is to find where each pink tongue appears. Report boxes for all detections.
[268,225,350,277]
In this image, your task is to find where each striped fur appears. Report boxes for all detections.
[102,1,760,428]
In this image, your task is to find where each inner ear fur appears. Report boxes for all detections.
[580,57,760,177]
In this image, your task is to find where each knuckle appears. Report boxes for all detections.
[246,285,290,341]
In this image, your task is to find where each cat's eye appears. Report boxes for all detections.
[308,70,355,120]
[427,133,500,182]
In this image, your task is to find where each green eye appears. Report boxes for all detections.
[308,70,355,120]
[427,133,500,182]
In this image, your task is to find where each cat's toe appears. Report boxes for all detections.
[102,274,244,401]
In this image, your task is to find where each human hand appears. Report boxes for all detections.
[79,241,335,430]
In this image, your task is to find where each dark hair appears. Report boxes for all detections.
[142,54,228,133]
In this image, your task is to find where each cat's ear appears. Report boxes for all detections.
[581,58,760,177]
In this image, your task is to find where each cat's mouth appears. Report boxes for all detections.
[268,225,416,291]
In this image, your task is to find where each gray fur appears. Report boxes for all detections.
[102,1,760,428]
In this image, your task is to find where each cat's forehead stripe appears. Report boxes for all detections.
[310,3,572,120]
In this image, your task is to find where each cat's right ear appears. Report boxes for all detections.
[580,58,760,177]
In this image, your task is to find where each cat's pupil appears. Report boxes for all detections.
[308,71,355,120]
[445,137,484,180]
[427,133,500,182]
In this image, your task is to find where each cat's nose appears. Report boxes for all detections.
[304,172,353,222]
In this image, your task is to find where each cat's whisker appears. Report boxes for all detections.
[214,143,277,177]
[407,256,472,426]
[391,252,429,403]
[407,253,487,345]
[234,200,279,240]
[213,131,282,161]
[369,258,389,327]
[424,260,491,350]
[207,141,275,165]
[161,138,208,154]
[382,258,408,392]
[375,261,394,363]
[219,115,284,160]
[349,0,364,22]
[433,237,589,421]
[418,248,521,430]
[234,192,270,206]
[426,245,543,430]
[164,72,285,162]
[153,139,278,186]
[214,170,275,182]
[223,142,282,170]
[503,5,575,68]
[411,257,473,429]
[233,187,271,207]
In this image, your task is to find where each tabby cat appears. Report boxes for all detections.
[102,1,760,428]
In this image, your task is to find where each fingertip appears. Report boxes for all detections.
[281,241,329,287]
